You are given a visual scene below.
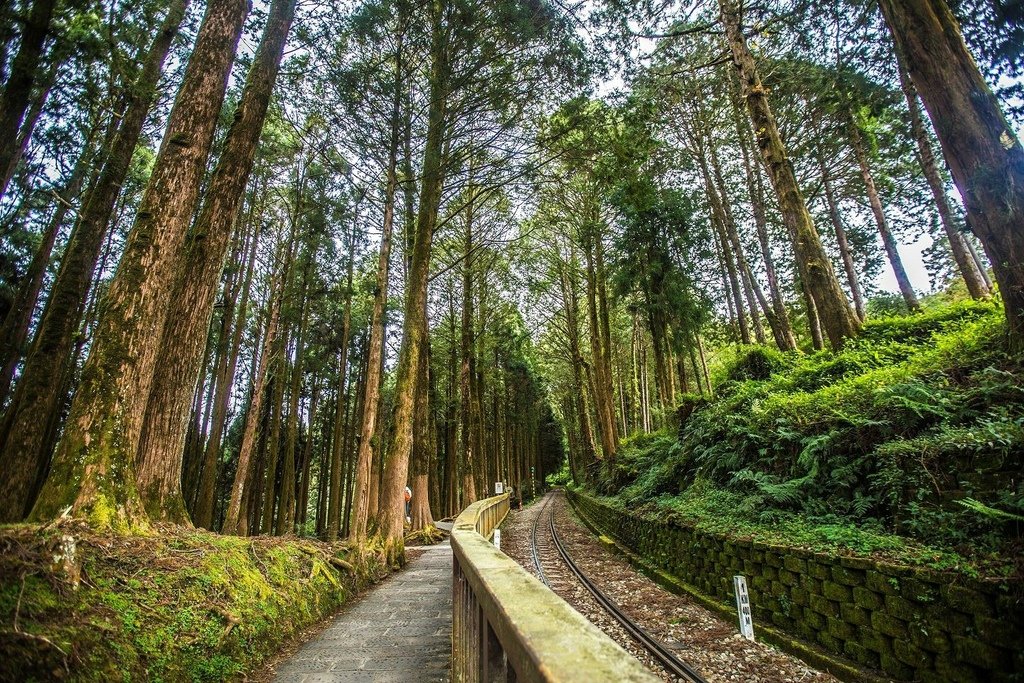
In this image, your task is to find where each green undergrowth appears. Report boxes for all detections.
[0,521,391,682]
[595,298,1024,577]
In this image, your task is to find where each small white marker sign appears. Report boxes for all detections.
[494,481,504,494]
[734,575,755,641]
[493,529,501,550]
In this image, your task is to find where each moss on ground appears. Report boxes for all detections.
[0,521,391,682]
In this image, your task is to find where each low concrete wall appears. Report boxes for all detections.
[568,490,1023,683]
[451,493,657,682]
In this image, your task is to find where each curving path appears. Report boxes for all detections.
[271,536,453,683]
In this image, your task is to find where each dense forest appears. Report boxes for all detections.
[0,0,1021,574]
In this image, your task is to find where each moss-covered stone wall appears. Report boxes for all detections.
[568,490,1023,683]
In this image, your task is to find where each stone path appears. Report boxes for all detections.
[272,540,453,683]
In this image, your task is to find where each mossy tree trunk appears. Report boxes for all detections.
[720,0,860,350]
[30,0,249,530]
[135,0,295,524]
[879,0,1024,344]
[0,0,189,524]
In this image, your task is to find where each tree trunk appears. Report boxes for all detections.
[895,57,990,299]
[583,229,618,459]
[0,54,59,197]
[224,274,283,535]
[192,214,259,528]
[325,202,359,541]
[0,136,92,405]
[879,0,1024,343]
[29,0,248,529]
[818,154,867,321]
[720,0,860,349]
[135,0,295,524]
[410,332,434,530]
[0,0,189,524]
[0,0,57,202]
[376,0,448,559]
[849,120,920,310]
[731,84,797,350]
[348,16,406,542]
[459,199,478,507]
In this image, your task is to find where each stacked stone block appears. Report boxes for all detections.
[568,490,1023,682]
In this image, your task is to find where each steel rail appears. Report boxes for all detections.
[541,491,709,683]
[530,492,553,587]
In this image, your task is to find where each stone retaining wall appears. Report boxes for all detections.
[567,490,1023,683]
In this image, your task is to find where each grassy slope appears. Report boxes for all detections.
[0,521,391,682]
[593,299,1023,578]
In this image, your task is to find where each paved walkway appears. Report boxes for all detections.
[272,541,453,683]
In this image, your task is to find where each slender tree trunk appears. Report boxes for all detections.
[559,258,597,470]
[879,0,1024,342]
[459,202,477,506]
[705,139,769,345]
[0,0,189,524]
[818,154,867,321]
[0,54,59,196]
[849,121,920,310]
[325,204,358,540]
[135,0,295,523]
[278,280,310,535]
[348,18,406,542]
[297,381,318,531]
[224,276,283,535]
[410,333,434,530]
[802,281,825,351]
[192,215,259,528]
[731,84,797,350]
[583,230,618,459]
[0,0,57,202]
[721,0,859,349]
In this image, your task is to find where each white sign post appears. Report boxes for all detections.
[494,481,504,495]
[493,529,501,550]
[734,575,755,641]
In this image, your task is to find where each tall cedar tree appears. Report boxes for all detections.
[720,0,861,349]
[135,0,296,524]
[0,0,190,523]
[29,0,250,529]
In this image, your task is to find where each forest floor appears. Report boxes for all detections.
[500,494,837,683]
[0,519,392,682]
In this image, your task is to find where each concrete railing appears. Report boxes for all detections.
[451,493,657,682]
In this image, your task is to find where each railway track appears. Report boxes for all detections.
[531,491,709,683]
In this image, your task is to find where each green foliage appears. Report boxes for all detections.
[590,300,1023,570]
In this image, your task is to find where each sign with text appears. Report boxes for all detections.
[733,575,755,640]
[494,482,504,494]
